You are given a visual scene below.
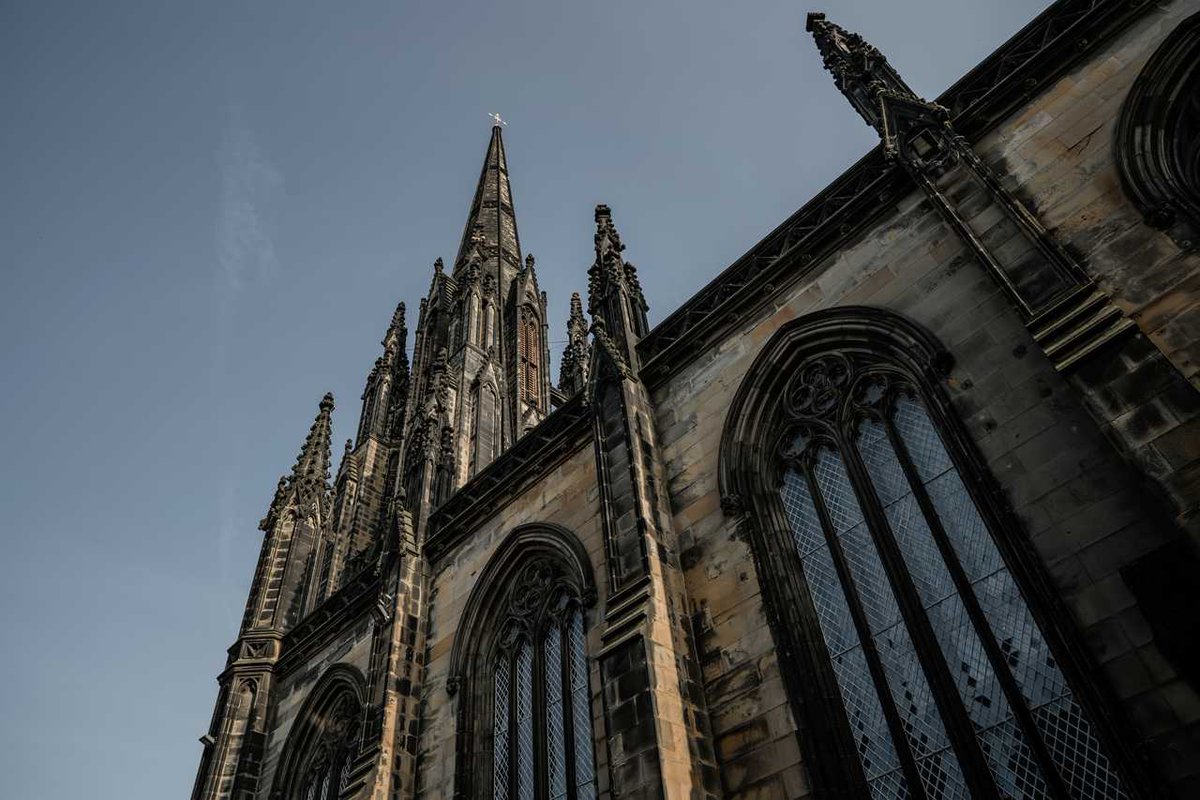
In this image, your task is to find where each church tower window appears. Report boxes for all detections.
[720,308,1143,800]
[519,308,541,405]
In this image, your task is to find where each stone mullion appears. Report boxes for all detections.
[559,615,579,800]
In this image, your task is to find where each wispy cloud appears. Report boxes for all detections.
[216,105,283,294]
[212,105,283,621]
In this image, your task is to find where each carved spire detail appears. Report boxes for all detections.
[262,393,334,529]
[559,292,591,395]
[806,12,955,171]
[587,204,649,369]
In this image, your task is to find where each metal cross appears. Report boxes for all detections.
[489,112,507,127]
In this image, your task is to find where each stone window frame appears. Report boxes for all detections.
[448,523,600,800]
[1115,11,1200,251]
[718,306,1153,799]
[519,305,543,405]
[271,664,367,800]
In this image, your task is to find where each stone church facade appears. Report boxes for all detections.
[192,1,1200,798]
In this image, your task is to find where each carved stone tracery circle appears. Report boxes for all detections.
[784,353,852,418]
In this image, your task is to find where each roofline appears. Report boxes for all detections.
[635,0,1157,388]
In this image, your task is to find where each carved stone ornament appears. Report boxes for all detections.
[783,353,852,419]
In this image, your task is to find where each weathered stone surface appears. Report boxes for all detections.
[193,3,1200,798]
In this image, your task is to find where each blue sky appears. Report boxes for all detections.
[0,1,1052,796]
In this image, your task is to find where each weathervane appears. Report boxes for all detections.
[489,112,507,128]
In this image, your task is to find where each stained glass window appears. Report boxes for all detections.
[775,356,1130,799]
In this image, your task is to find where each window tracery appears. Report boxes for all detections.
[450,525,598,800]
[489,561,595,800]
[272,667,365,800]
[720,308,1145,800]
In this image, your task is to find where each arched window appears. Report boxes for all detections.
[450,525,599,800]
[720,308,1146,800]
[519,307,541,405]
[1115,12,1200,250]
[273,666,365,800]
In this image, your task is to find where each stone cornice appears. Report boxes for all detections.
[635,0,1155,389]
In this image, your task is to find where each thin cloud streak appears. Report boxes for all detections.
[212,105,283,612]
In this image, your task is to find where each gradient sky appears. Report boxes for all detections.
[0,1,1054,796]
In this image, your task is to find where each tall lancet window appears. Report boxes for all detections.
[451,526,599,800]
[720,309,1144,800]
[519,308,541,405]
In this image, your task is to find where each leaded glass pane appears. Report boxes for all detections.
[840,522,904,634]
[891,396,1129,798]
[516,642,535,800]
[812,449,865,533]
[781,469,825,557]
[781,466,904,790]
[545,623,567,800]
[804,545,859,656]
[1033,697,1127,800]
[493,655,511,800]
[979,718,1052,799]
[569,609,596,798]
[833,645,906,784]
[925,469,1001,582]
[859,418,1054,792]
[891,397,953,483]
[875,621,969,800]
[870,768,912,800]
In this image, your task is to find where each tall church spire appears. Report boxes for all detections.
[454,123,522,274]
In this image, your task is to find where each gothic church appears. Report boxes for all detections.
[193,2,1200,798]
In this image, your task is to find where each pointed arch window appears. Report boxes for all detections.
[274,666,365,800]
[519,307,541,405]
[450,525,599,800]
[721,309,1145,800]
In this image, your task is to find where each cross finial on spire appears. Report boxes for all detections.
[489,112,507,128]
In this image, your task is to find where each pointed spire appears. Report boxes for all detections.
[559,292,591,395]
[454,124,521,274]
